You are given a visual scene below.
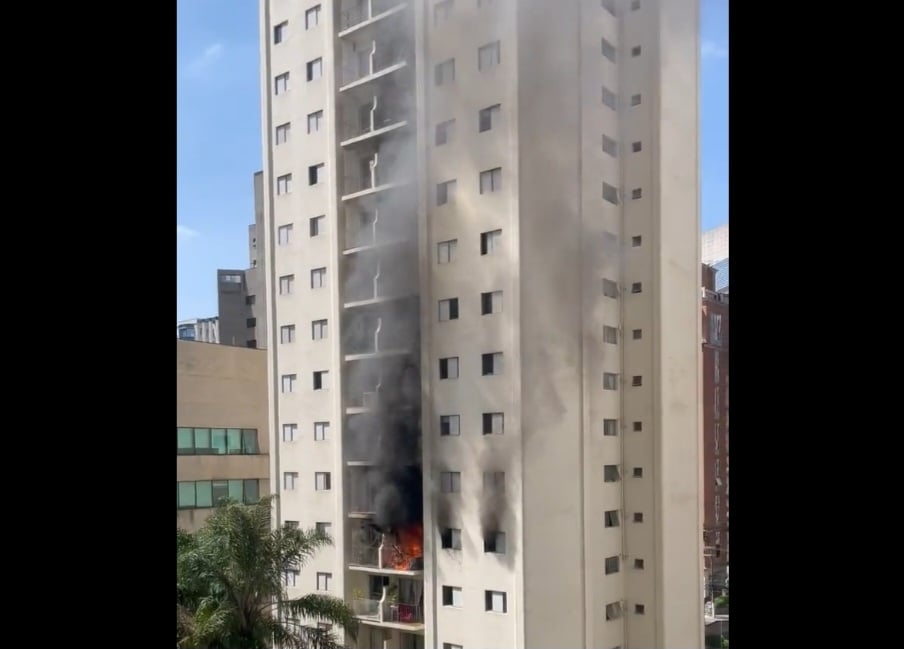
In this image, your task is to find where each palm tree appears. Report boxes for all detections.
[177,496,358,649]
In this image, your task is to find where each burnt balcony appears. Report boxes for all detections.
[348,465,380,516]
[343,197,415,252]
[338,0,408,36]
[343,304,417,359]
[340,95,409,147]
[341,151,411,200]
[343,252,417,307]
[349,522,424,574]
[340,39,409,91]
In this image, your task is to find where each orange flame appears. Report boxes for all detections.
[385,523,423,570]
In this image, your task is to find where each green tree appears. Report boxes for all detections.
[177,496,358,649]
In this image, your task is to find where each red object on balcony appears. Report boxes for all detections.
[397,604,415,623]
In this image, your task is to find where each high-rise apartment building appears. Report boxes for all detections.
[259,1,702,648]
[701,263,728,579]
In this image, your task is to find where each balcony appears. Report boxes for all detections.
[338,0,407,37]
[340,41,408,92]
[340,96,409,148]
[350,579,424,631]
[343,255,417,308]
[340,155,409,202]
[349,524,424,575]
[343,307,416,361]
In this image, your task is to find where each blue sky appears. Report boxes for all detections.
[177,0,728,321]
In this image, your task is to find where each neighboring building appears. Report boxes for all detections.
[259,1,702,648]
[702,224,728,292]
[701,264,729,580]
[177,340,270,532]
[177,317,219,343]
[215,173,269,349]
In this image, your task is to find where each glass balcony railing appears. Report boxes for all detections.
[339,0,406,32]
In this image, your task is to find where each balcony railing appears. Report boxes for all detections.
[350,543,379,567]
[384,603,423,624]
[339,0,405,32]
[352,598,381,618]
[341,44,407,87]
[349,532,424,572]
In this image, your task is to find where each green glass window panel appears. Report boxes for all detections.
[194,428,211,453]
[228,480,243,502]
[244,479,260,504]
[227,429,242,454]
[177,428,194,454]
[212,480,229,505]
[242,429,259,454]
[211,429,227,455]
[178,482,196,508]
[195,481,213,507]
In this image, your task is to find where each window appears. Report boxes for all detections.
[314,421,330,441]
[633,421,643,431]
[633,467,643,478]
[631,282,643,294]
[310,215,325,236]
[604,465,620,482]
[284,472,298,490]
[631,235,642,247]
[605,510,620,527]
[283,569,298,587]
[441,528,462,550]
[603,0,617,14]
[480,229,502,254]
[603,326,618,344]
[632,375,643,386]
[603,182,619,204]
[483,471,505,493]
[482,352,503,376]
[632,329,643,340]
[307,58,323,81]
[305,5,321,29]
[440,415,460,436]
[280,275,295,295]
[437,239,457,264]
[436,179,456,205]
[635,604,646,615]
[315,472,332,491]
[602,135,618,157]
[275,72,289,95]
[632,0,641,9]
[633,512,644,523]
[710,313,723,344]
[442,586,463,607]
[443,645,463,649]
[316,572,332,591]
[485,531,506,554]
[434,0,454,26]
[281,374,297,393]
[481,290,503,315]
[485,590,507,613]
[311,267,327,288]
[631,93,642,106]
[316,522,332,537]
[435,59,455,85]
[603,278,619,298]
[313,370,329,390]
[284,521,300,530]
[478,41,501,71]
[479,167,502,193]
[602,86,617,110]
[280,325,296,344]
[483,412,504,435]
[603,419,618,436]
[309,163,325,185]
[246,317,257,328]
[631,45,642,57]
[634,559,645,570]
[440,472,461,493]
[307,110,323,133]
[276,122,291,144]
[438,298,459,321]
[479,104,501,132]
[278,224,293,245]
[177,428,259,455]
[246,295,256,305]
[632,141,643,153]
[282,424,298,442]
[277,173,292,195]
[632,188,643,200]
[439,357,459,380]
[605,602,622,620]
[436,119,455,145]
[605,555,620,574]
[601,38,616,62]
[312,319,328,340]
[274,21,288,43]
